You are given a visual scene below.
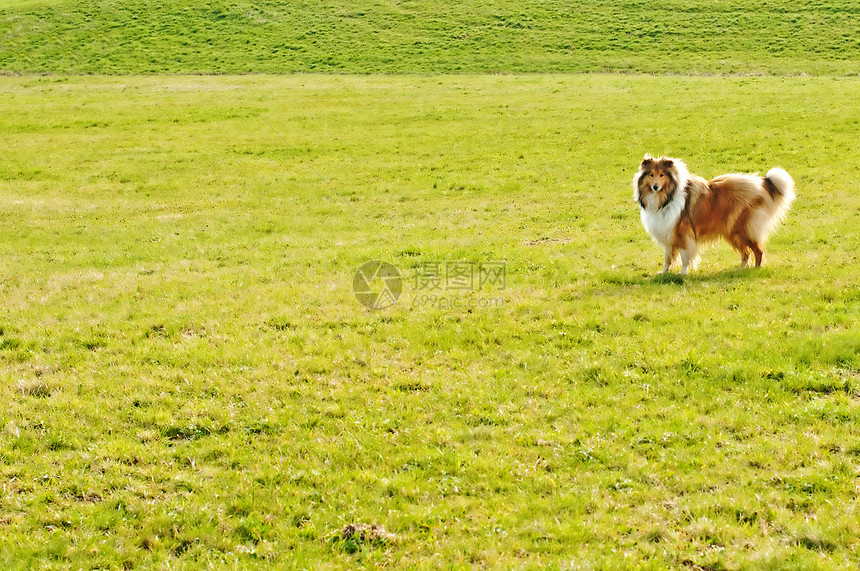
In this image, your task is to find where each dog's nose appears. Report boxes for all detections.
[652,184,660,191]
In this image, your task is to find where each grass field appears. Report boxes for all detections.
[1,73,859,568]
[1,0,860,567]
[1,0,860,75]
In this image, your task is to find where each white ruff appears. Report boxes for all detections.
[633,157,691,249]
[640,191,685,247]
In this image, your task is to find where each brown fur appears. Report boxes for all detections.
[634,155,795,274]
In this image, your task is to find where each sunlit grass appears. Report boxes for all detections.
[0,74,858,568]
[1,0,859,75]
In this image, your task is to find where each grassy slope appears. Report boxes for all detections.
[1,0,859,568]
[0,0,859,75]
[0,74,859,568]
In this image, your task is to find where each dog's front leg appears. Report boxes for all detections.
[680,239,698,275]
[659,246,673,274]
[680,250,691,275]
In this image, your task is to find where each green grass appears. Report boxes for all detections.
[1,74,859,568]
[1,0,858,567]
[1,0,859,75]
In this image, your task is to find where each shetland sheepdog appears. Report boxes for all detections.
[632,154,795,275]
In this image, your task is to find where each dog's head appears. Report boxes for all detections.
[633,154,687,210]
[639,154,675,193]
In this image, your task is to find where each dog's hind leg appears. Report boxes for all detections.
[736,239,762,268]
[745,209,772,267]
[730,233,752,268]
[751,243,764,267]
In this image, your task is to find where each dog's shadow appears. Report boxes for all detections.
[598,267,770,287]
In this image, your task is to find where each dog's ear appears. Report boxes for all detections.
[662,158,674,168]
[641,154,653,166]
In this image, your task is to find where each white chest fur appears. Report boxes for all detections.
[640,192,685,247]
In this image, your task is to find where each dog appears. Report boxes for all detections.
[633,154,795,275]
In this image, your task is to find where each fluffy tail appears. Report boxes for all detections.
[765,167,796,209]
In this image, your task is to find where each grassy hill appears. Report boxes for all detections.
[2,0,860,568]
[1,0,859,75]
